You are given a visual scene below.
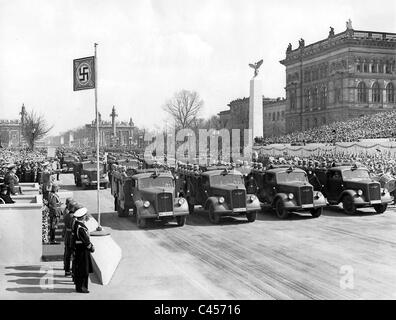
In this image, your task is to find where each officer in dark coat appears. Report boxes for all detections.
[72,207,95,293]
[4,164,20,195]
[48,184,62,244]
[0,184,15,204]
[62,198,78,276]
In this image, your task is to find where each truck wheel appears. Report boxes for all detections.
[310,207,322,218]
[275,199,289,219]
[246,211,257,222]
[176,215,186,226]
[208,204,220,224]
[342,195,356,215]
[136,213,147,228]
[373,203,387,214]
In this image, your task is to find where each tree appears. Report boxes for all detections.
[21,110,53,150]
[163,89,204,129]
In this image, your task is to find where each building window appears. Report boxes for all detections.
[281,111,285,119]
[386,82,394,103]
[272,113,275,121]
[313,118,318,127]
[305,118,309,130]
[290,90,297,111]
[322,117,326,125]
[335,87,341,103]
[363,63,368,73]
[320,86,327,107]
[304,89,310,110]
[372,82,381,103]
[356,64,361,72]
[357,82,367,103]
[312,87,318,109]
[277,112,280,121]
[379,63,384,73]
[371,64,376,73]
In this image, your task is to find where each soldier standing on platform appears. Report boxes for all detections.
[71,207,95,293]
[48,184,62,244]
[4,164,20,195]
[62,198,78,276]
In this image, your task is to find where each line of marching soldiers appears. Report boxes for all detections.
[62,198,95,293]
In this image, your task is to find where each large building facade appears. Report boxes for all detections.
[0,105,27,148]
[50,106,141,148]
[218,97,286,138]
[281,22,396,133]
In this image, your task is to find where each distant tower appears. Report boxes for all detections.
[19,103,27,146]
[110,106,118,146]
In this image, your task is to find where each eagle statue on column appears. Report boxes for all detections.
[249,59,263,78]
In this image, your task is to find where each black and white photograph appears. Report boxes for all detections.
[0,0,396,308]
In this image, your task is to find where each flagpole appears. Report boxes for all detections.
[94,42,102,232]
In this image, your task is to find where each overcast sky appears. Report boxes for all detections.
[0,0,395,135]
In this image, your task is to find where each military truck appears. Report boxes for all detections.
[73,161,108,189]
[250,165,327,219]
[112,167,189,228]
[177,164,260,224]
[311,164,392,214]
[61,154,77,173]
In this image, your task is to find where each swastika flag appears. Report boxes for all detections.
[73,56,95,91]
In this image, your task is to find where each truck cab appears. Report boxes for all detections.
[314,164,392,214]
[73,161,108,189]
[251,165,327,219]
[180,165,260,224]
[114,168,189,228]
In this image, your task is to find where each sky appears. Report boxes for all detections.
[0,0,395,135]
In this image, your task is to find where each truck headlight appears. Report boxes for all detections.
[288,193,294,200]
[143,201,150,208]
[357,189,363,196]
[81,175,88,179]
[218,197,225,204]
[178,198,185,205]
[314,191,322,199]
[249,195,257,202]
[381,188,388,195]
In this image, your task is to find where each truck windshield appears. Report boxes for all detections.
[277,172,307,183]
[342,169,370,180]
[139,177,174,189]
[210,174,244,186]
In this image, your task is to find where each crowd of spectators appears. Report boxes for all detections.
[255,111,396,145]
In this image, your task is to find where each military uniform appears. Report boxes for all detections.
[4,167,19,195]
[63,201,78,275]
[48,190,62,243]
[71,209,94,293]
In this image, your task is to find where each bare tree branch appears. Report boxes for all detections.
[21,110,53,150]
[162,89,204,129]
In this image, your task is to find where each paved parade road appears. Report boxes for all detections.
[2,173,396,299]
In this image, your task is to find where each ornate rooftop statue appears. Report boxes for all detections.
[248,59,263,77]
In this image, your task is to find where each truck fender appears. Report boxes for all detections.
[338,190,358,204]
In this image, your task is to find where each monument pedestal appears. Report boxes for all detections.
[249,77,263,144]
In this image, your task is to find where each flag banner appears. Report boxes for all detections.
[73,56,95,91]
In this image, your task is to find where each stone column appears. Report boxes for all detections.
[248,76,263,144]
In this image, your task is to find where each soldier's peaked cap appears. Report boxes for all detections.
[73,207,88,218]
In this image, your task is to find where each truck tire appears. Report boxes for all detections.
[208,204,220,224]
[373,203,387,214]
[275,198,289,219]
[176,215,186,226]
[246,211,257,222]
[136,213,147,228]
[342,195,356,215]
[310,207,322,218]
